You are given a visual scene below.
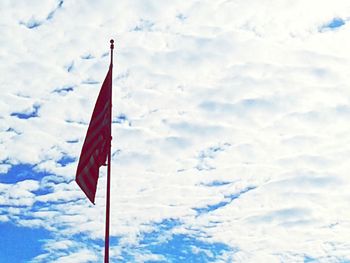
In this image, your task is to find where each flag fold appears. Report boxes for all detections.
[76,66,112,204]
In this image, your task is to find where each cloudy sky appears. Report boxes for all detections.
[1,0,350,262]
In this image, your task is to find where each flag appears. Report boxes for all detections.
[76,66,112,204]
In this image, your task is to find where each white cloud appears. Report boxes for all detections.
[32,248,99,263]
[2,0,350,261]
[0,180,39,207]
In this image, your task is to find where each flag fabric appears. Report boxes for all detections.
[76,66,112,204]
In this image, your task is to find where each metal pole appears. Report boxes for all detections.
[104,39,114,263]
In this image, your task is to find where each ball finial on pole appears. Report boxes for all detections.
[110,39,114,50]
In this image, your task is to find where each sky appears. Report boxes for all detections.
[1,0,350,262]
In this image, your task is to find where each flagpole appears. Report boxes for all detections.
[105,39,114,263]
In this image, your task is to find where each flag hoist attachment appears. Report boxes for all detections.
[75,39,114,263]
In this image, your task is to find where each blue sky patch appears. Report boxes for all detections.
[322,18,345,30]
[304,255,318,262]
[72,232,119,249]
[57,155,76,167]
[195,186,256,214]
[11,104,40,119]
[115,113,127,123]
[146,233,231,262]
[20,18,42,29]
[0,163,54,198]
[114,113,130,125]
[203,180,232,187]
[194,200,230,214]
[118,219,233,262]
[46,0,64,20]
[0,222,51,263]
[142,219,232,262]
[53,86,74,95]
[0,163,46,184]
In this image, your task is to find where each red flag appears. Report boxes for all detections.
[76,67,112,204]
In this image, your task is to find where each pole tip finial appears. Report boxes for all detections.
[110,39,114,50]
